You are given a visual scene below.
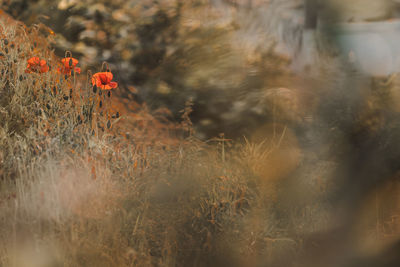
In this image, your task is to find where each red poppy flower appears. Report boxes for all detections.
[25,57,49,73]
[58,57,81,75]
[92,72,118,90]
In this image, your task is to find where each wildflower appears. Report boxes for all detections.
[25,57,49,73]
[58,57,81,75]
[92,72,118,90]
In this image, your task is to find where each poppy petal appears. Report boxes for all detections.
[96,79,103,88]
[41,65,49,73]
[107,72,113,78]
[104,72,113,82]
[28,57,39,65]
[109,82,118,88]
[98,74,106,84]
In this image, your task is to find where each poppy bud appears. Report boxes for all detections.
[69,58,73,67]
[99,100,103,108]
[3,39,8,45]
[107,120,111,129]
[19,75,23,81]
[92,85,97,93]
[46,103,51,110]
[107,91,111,98]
